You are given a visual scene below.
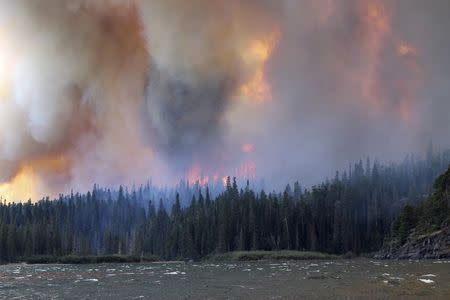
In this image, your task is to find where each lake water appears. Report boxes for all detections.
[1,259,449,299]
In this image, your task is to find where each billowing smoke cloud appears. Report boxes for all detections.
[0,0,151,197]
[138,0,276,168]
[0,0,449,200]
[252,0,450,186]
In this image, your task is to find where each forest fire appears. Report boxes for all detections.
[0,0,277,201]
[0,0,443,202]
[185,144,258,187]
[186,161,257,187]
[1,5,450,298]
[186,165,209,187]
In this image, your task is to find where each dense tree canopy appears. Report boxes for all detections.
[391,163,450,244]
[1,150,449,262]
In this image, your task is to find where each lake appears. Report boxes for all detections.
[1,259,449,299]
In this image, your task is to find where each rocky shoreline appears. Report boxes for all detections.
[375,226,450,259]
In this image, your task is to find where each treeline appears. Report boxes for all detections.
[390,165,450,245]
[0,149,449,262]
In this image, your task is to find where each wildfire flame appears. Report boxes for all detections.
[0,156,70,202]
[0,169,36,203]
[184,143,257,188]
[238,30,280,102]
[186,164,210,187]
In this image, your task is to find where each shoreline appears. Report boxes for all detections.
[2,251,449,266]
[205,250,343,262]
[1,255,160,265]
[2,251,345,265]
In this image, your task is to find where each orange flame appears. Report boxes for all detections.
[239,30,280,102]
[241,143,255,154]
[221,176,228,187]
[186,164,209,187]
[0,169,36,203]
[0,156,71,202]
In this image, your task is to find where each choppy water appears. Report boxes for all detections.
[1,259,449,299]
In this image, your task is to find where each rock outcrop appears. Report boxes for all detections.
[376,165,450,259]
[375,225,450,259]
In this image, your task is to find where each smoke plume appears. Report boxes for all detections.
[139,0,276,168]
[0,0,449,200]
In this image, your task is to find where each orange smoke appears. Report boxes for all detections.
[0,156,71,202]
[359,0,392,112]
[365,1,390,33]
[239,30,280,102]
[0,2,150,202]
[397,41,418,57]
[0,0,429,203]
[357,0,422,123]
[395,41,422,123]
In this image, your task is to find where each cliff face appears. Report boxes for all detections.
[376,166,450,259]
[375,226,450,259]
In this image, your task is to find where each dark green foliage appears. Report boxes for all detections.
[24,255,159,264]
[391,204,418,244]
[390,165,450,244]
[0,151,449,263]
[25,255,58,264]
[421,165,450,229]
[207,250,339,261]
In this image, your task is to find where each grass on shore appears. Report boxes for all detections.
[19,251,345,264]
[24,255,159,265]
[206,250,341,262]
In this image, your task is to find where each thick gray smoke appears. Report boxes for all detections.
[0,0,151,198]
[0,0,449,200]
[144,66,231,165]
[255,0,450,186]
[138,0,275,168]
